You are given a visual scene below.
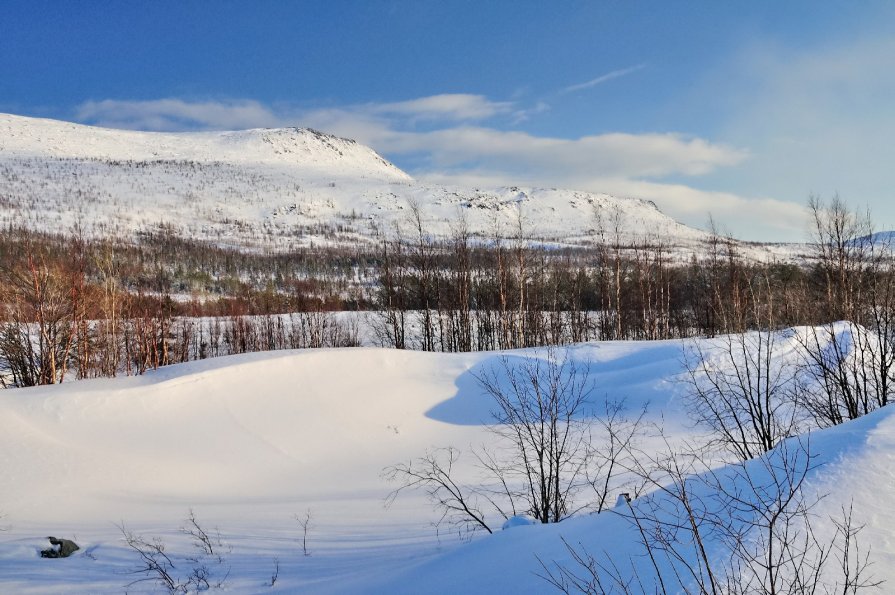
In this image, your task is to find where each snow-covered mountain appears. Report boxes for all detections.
[0,112,408,179]
[0,113,801,259]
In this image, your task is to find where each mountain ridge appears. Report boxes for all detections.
[0,113,799,260]
[0,112,410,181]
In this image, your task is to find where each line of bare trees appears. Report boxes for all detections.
[4,194,894,389]
[0,233,359,387]
[372,207,688,351]
[370,199,890,353]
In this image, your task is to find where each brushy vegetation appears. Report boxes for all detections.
[2,195,893,387]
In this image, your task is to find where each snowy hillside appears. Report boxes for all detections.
[0,113,408,179]
[0,113,800,259]
[0,334,890,593]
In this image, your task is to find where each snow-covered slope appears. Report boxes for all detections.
[0,113,797,258]
[0,113,408,179]
[363,407,895,594]
[0,334,891,592]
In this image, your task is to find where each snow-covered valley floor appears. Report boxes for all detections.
[0,337,892,593]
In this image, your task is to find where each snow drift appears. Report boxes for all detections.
[0,331,892,592]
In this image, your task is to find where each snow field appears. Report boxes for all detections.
[0,333,892,592]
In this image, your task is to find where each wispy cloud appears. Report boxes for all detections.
[510,101,550,124]
[366,94,513,122]
[561,64,646,94]
[76,98,283,131]
[365,127,746,179]
[595,178,809,237]
[75,94,516,132]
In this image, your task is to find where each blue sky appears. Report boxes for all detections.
[2,1,894,241]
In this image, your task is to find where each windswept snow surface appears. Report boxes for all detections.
[0,335,891,592]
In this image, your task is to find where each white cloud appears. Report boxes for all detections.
[76,93,512,132]
[379,128,745,178]
[76,98,284,131]
[366,94,513,122]
[597,179,810,239]
[77,97,742,181]
[561,64,647,94]
[293,111,746,182]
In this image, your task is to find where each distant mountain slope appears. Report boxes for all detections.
[0,113,796,259]
[851,231,895,250]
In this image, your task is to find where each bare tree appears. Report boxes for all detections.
[798,196,895,427]
[294,509,313,556]
[407,199,439,351]
[268,557,280,587]
[119,513,229,594]
[0,247,81,387]
[371,225,408,350]
[474,347,593,523]
[386,348,645,534]
[119,524,186,594]
[540,437,880,594]
[180,508,226,563]
[385,447,493,534]
[684,276,800,461]
[808,194,869,323]
[585,399,648,514]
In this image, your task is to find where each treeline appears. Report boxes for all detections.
[0,225,373,315]
[0,228,361,387]
[1,196,892,387]
[369,200,884,351]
